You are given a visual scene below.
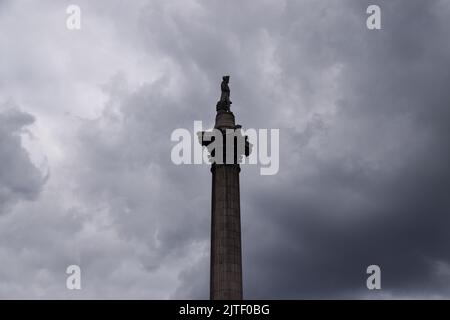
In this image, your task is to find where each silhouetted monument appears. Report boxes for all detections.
[198,76,251,300]
[217,75,232,112]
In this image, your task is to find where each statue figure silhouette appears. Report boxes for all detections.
[217,75,232,111]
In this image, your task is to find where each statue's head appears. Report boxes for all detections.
[223,75,230,82]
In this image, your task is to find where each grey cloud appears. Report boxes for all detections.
[0,103,46,214]
[1,0,450,299]
[241,0,450,298]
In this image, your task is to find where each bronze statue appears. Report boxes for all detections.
[217,75,232,111]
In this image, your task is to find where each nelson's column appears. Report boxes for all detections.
[198,76,251,300]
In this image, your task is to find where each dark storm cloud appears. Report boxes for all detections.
[1,0,450,299]
[240,0,450,298]
[60,0,450,298]
[126,0,450,298]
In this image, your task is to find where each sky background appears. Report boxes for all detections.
[1,0,450,299]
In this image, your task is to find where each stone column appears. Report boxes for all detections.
[198,77,251,300]
[210,163,243,300]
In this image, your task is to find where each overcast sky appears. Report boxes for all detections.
[1,0,450,299]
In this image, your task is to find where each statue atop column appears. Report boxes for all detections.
[199,74,250,300]
[217,75,232,112]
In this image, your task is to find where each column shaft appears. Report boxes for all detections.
[210,164,242,300]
